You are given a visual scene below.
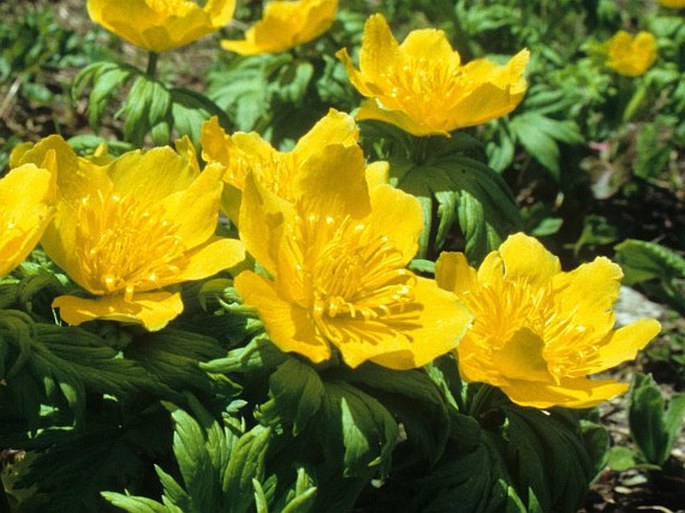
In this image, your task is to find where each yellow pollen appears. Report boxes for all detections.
[287,213,416,327]
[74,192,188,297]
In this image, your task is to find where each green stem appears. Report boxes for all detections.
[146,51,159,78]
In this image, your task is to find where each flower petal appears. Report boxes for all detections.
[435,251,479,297]
[294,144,371,220]
[356,99,447,136]
[498,232,561,285]
[53,291,184,331]
[294,109,359,161]
[552,256,623,335]
[160,162,224,250]
[109,146,198,203]
[0,164,55,276]
[400,28,458,65]
[235,271,331,363]
[501,376,629,409]
[366,184,423,264]
[359,14,399,87]
[583,319,661,374]
[169,237,245,285]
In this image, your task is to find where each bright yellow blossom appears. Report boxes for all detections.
[605,31,657,77]
[221,0,337,55]
[13,135,245,331]
[0,163,55,276]
[235,144,472,369]
[436,233,660,409]
[201,109,387,221]
[659,0,685,8]
[336,14,529,137]
[87,0,236,53]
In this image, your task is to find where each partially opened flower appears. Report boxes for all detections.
[436,233,660,408]
[604,30,657,77]
[87,0,236,53]
[336,14,529,137]
[0,163,55,276]
[201,109,386,221]
[13,135,245,331]
[221,0,337,55]
[235,144,471,369]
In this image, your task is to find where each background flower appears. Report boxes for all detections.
[87,0,236,52]
[436,233,660,408]
[221,0,337,55]
[337,13,529,136]
[13,135,244,330]
[604,30,657,77]
[235,143,471,369]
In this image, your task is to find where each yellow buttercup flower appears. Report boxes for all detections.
[221,0,337,55]
[235,144,472,369]
[87,0,236,52]
[0,163,55,276]
[659,0,685,8]
[201,109,387,221]
[436,233,660,409]
[336,14,529,137]
[605,31,657,77]
[13,135,245,331]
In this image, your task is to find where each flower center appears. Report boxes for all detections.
[74,192,188,299]
[463,277,596,382]
[382,56,464,120]
[285,213,415,325]
[145,0,197,17]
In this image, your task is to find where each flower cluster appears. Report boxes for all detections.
[87,0,338,54]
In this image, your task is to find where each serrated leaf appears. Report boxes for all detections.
[258,358,324,435]
[274,60,314,105]
[318,381,398,478]
[86,63,135,129]
[101,492,169,513]
[223,425,272,513]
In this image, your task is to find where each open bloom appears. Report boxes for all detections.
[604,31,657,77]
[436,233,660,408]
[336,14,529,137]
[13,135,244,331]
[201,109,386,221]
[235,144,471,369]
[87,0,236,52]
[221,0,337,55]
[0,163,55,276]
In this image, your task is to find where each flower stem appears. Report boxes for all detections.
[146,51,159,78]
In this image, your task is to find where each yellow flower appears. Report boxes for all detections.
[605,31,657,77]
[659,0,685,8]
[221,0,337,55]
[234,144,472,369]
[336,14,529,137]
[0,163,55,276]
[13,135,245,331]
[87,0,236,53]
[435,233,661,409]
[201,109,387,221]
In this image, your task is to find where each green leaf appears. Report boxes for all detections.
[629,373,685,466]
[125,329,234,398]
[615,238,685,285]
[258,358,324,436]
[101,493,169,513]
[510,112,583,180]
[388,140,521,261]
[317,381,399,478]
[201,335,287,375]
[223,425,272,513]
[170,87,230,146]
[274,60,314,106]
